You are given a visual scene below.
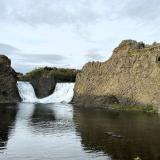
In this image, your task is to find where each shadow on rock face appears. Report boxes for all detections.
[0,104,18,150]
[73,107,160,160]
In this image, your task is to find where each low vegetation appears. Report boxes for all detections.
[19,67,80,82]
[128,43,160,56]
[109,104,157,114]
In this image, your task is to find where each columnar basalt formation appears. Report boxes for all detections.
[0,55,20,103]
[73,40,160,111]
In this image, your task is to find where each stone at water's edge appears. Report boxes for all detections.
[0,55,20,103]
[73,40,160,112]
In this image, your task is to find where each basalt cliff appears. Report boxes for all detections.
[73,40,160,112]
[0,55,20,103]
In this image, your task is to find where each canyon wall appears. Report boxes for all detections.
[73,40,160,111]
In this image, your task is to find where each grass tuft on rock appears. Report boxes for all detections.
[109,104,157,114]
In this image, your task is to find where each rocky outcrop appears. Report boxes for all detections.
[73,40,160,111]
[0,55,20,103]
[22,73,56,99]
[20,67,79,98]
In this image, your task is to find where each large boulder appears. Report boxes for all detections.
[73,40,160,111]
[0,55,20,103]
[25,74,56,99]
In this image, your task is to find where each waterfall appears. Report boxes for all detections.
[17,81,75,103]
[17,81,37,103]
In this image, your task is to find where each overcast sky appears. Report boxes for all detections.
[0,0,159,73]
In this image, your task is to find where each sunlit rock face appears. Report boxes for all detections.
[0,55,20,103]
[73,40,160,111]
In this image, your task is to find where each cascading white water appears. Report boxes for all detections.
[17,81,38,103]
[40,83,75,103]
[17,81,75,103]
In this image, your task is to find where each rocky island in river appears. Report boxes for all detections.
[19,67,79,98]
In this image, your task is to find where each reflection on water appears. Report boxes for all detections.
[0,104,17,151]
[0,103,109,160]
[74,107,160,160]
[29,104,56,134]
[0,103,160,160]
[29,103,74,134]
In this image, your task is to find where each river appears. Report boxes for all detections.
[0,103,160,160]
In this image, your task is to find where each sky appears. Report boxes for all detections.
[0,0,160,73]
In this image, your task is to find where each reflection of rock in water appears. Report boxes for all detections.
[31,104,56,122]
[0,104,17,150]
[73,107,160,160]
[29,104,56,133]
[29,103,74,135]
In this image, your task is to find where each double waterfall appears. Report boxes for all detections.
[17,81,75,103]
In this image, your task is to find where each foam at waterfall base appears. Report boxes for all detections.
[39,83,75,103]
[17,81,75,103]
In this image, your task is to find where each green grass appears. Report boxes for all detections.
[109,104,157,114]
[128,44,160,56]
[128,48,150,55]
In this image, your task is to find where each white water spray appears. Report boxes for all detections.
[17,81,75,103]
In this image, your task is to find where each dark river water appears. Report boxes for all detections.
[0,103,160,160]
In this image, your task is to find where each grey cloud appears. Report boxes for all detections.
[21,54,66,64]
[0,0,101,26]
[0,43,66,63]
[0,0,159,26]
[0,43,67,73]
[120,0,160,22]
[83,49,106,61]
[0,43,21,55]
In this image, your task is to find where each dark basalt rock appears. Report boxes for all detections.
[27,75,56,99]
[72,94,119,107]
[0,55,21,103]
